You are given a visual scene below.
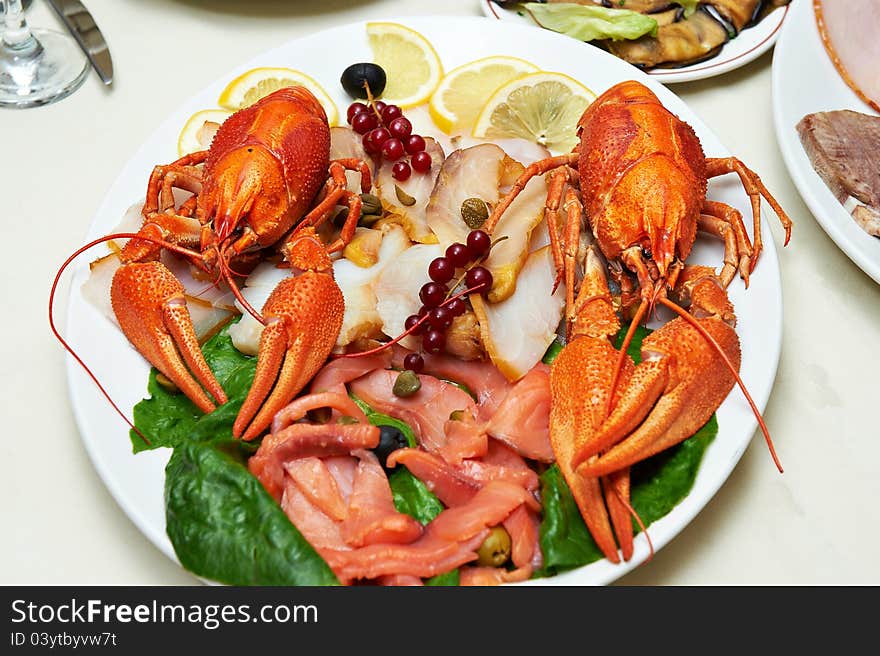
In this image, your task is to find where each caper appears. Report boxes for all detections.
[360,193,382,217]
[340,62,387,99]
[392,369,421,397]
[460,197,489,229]
[358,213,381,227]
[476,526,512,567]
[155,373,180,394]
[395,184,417,206]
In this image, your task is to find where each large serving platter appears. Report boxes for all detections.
[64,16,783,585]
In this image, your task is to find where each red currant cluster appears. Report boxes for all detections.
[346,101,433,182]
[402,230,494,371]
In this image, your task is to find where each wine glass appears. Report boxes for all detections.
[0,0,89,108]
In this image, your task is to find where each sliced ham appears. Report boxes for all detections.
[388,445,539,506]
[281,476,349,553]
[503,505,542,572]
[349,369,480,456]
[341,450,423,548]
[377,574,424,586]
[323,481,536,582]
[249,423,379,501]
[485,364,554,462]
[391,347,513,419]
[815,0,880,112]
[309,351,393,394]
[284,457,348,521]
[272,391,368,434]
[387,448,482,507]
[459,566,534,586]
[796,110,880,237]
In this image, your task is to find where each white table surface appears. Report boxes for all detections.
[4,0,878,586]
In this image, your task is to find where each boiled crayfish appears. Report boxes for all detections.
[52,86,370,441]
[482,80,792,563]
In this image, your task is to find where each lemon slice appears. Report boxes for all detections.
[366,22,443,108]
[428,56,540,134]
[217,67,339,125]
[177,109,232,157]
[472,72,597,153]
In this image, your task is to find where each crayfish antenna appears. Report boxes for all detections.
[657,296,783,473]
[606,298,649,418]
[609,483,654,564]
[49,232,201,447]
[219,257,266,326]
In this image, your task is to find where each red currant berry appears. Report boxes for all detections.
[445,242,471,267]
[466,266,493,293]
[429,306,453,330]
[381,104,403,123]
[411,150,432,173]
[422,329,446,354]
[466,230,491,256]
[388,117,412,139]
[405,314,426,335]
[446,297,466,317]
[419,282,447,308]
[403,352,425,373]
[363,127,391,154]
[405,134,426,155]
[428,256,455,284]
[351,111,378,135]
[347,102,369,124]
[381,137,405,161]
[392,161,411,181]
[373,100,387,115]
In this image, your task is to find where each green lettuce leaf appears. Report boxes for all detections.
[521,2,659,42]
[675,1,699,17]
[165,439,338,586]
[130,322,255,452]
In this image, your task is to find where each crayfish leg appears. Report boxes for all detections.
[111,261,227,414]
[234,272,344,441]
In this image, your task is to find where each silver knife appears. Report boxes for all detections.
[46,0,113,85]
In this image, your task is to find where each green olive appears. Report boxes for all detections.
[155,373,180,395]
[336,415,360,425]
[392,370,421,397]
[477,526,512,567]
[460,197,489,229]
[395,184,417,207]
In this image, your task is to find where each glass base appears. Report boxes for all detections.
[0,28,89,109]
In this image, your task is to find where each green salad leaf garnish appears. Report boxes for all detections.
[520,2,659,42]
[165,438,338,586]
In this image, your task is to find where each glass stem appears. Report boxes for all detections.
[2,0,38,53]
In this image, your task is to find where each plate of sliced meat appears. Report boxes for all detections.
[772,0,880,283]
[481,1,792,84]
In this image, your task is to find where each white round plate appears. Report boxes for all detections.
[772,0,880,284]
[64,16,782,586]
[480,0,790,83]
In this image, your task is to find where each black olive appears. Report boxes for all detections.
[373,424,408,472]
[340,62,387,99]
